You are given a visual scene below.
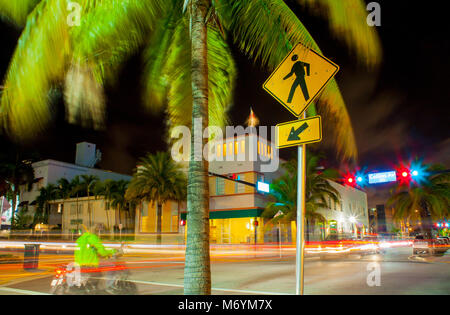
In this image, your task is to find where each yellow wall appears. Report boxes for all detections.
[244,173,257,193]
[209,217,263,244]
[140,201,179,233]
[209,177,216,196]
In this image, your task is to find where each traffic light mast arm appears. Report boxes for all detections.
[208,172,256,188]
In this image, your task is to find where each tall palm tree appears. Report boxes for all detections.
[109,179,131,231]
[69,175,83,232]
[79,174,99,229]
[263,151,341,240]
[1,0,381,294]
[93,179,116,234]
[56,178,72,200]
[387,164,450,238]
[34,183,59,224]
[0,151,34,229]
[126,152,187,245]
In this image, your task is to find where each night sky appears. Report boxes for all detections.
[1,1,449,207]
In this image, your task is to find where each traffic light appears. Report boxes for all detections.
[344,174,357,187]
[343,170,367,187]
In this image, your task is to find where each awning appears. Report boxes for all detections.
[181,208,264,220]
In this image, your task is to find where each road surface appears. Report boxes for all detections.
[0,245,448,295]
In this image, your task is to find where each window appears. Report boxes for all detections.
[216,144,221,158]
[235,142,239,154]
[216,177,225,195]
[235,175,245,194]
[241,140,245,153]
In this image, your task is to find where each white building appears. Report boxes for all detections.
[311,181,369,240]
[17,142,131,225]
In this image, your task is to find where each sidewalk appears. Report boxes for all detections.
[0,250,55,286]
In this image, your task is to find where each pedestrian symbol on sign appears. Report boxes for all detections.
[283,55,310,103]
[263,42,339,117]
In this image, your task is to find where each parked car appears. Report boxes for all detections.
[413,235,449,256]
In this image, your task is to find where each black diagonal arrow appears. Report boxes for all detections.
[287,122,309,141]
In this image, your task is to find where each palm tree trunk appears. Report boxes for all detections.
[184,0,211,295]
[156,201,162,245]
[76,193,79,234]
[11,187,18,230]
[105,203,110,237]
[87,189,91,230]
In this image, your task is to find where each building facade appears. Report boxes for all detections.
[49,196,134,238]
[135,129,369,244]
[16,142,131,226]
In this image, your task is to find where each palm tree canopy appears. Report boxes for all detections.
[0,0,381,160]
[387,163,450,222]
[79,174,99,195]
[56,177,72,199]
[125,151,187,205]
[262,150,340,224]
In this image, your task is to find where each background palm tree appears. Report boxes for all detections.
[109,179,132,233]
[387,163,450,238]
[69,175,83,232]
[126,152,187,245]
[79,174,99,229]
[93,179,116,235]
[34,183,59,225]
[56,178,72,200]
[263,151,341,241]
[1,0,381,294]
[0,151,35,229]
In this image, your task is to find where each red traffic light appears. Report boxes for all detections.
[343,173,357,186]
[180,219,186,226]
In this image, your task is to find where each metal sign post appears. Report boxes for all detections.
[263,42,339,296]
[295,114,307,296]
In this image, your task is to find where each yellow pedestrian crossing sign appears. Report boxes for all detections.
[276,116,322,148]
[263,43,339,117]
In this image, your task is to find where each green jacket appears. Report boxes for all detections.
[74,232,116,267]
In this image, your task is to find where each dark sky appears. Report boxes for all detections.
[1,1,449,206]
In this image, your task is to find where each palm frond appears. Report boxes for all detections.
[142,0,183,111]
[163,17,236,136]
[297,0,382,68]
[217,0,358,159]
[64,0,167,128]
[1,0,71,139]
[0,0,40,26]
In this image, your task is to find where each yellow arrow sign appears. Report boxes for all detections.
[276,116,322,149]
[263,43,339,117]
